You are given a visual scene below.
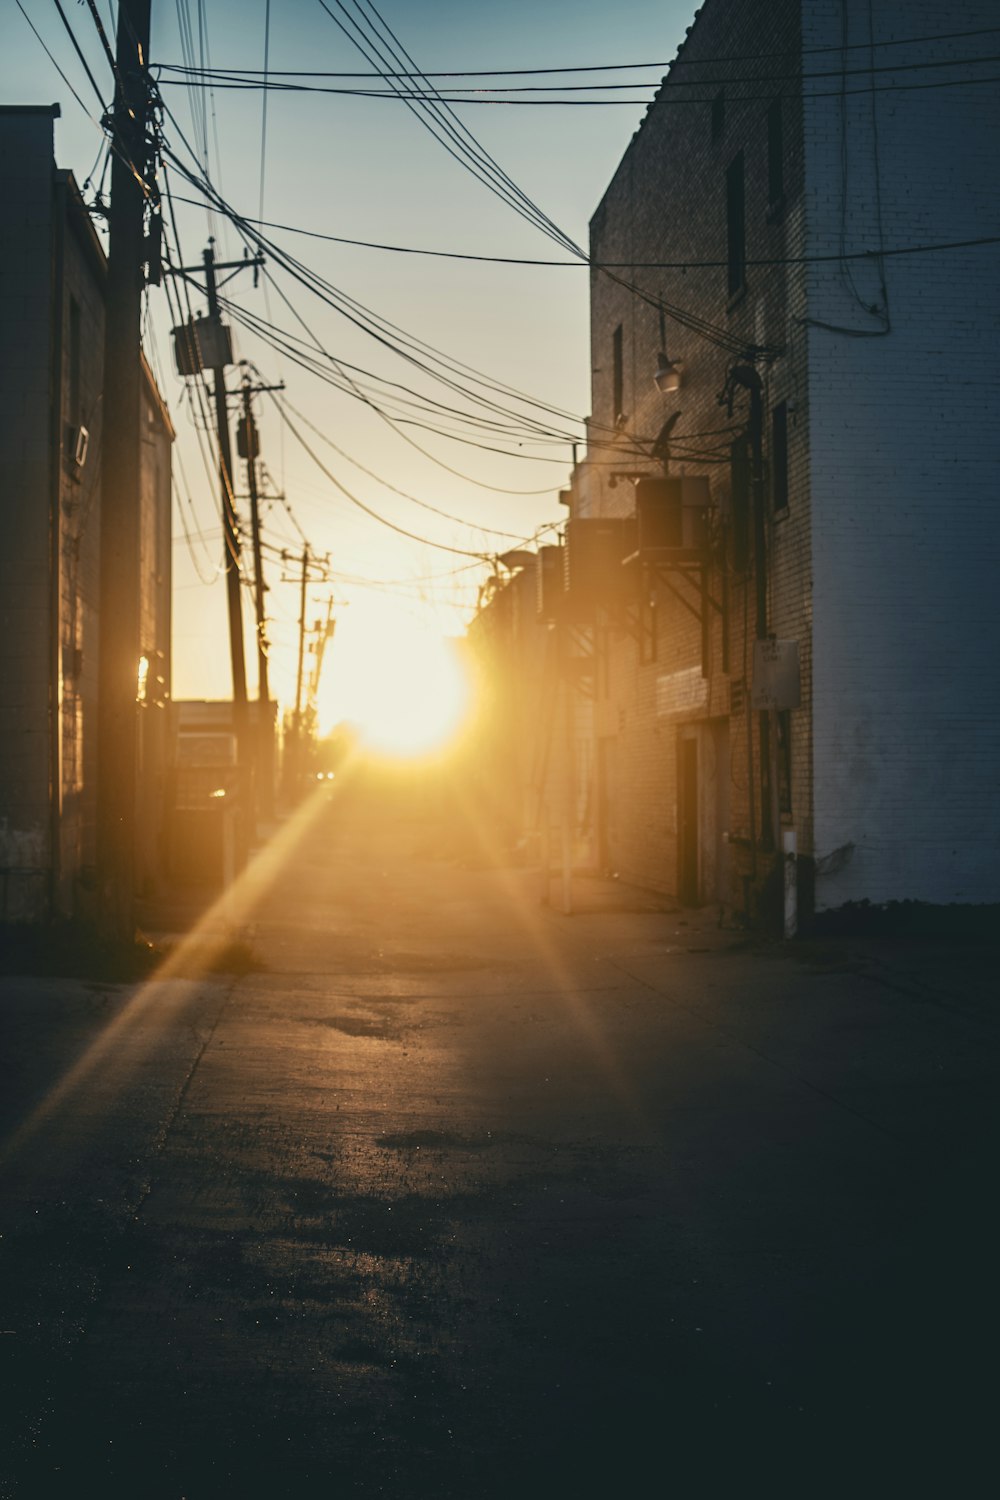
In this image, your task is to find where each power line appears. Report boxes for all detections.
[15,0,102,125]
[82,0,119,80]
[307,2,775,357]
[271,393,555,541]
[49,0,107,110]
[258,0,271,228]
[154,25,1000,79]
[161,44,1000,90]
[221,286,573,444]
[156,49,1000,101]
[276,401,497,561]
[160,135,590,438]
[162,194,1000,270]
[313,0,581,257]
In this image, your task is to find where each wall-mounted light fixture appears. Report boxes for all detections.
[653,305,683,393]
[653,351,683,394]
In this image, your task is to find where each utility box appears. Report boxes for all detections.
[564,517,637,620]
[172,314,233,376]
[237,414,259,460]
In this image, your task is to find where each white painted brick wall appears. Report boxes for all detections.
[803,0,1000,906]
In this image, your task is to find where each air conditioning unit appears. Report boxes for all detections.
[636,475,711,554]
[72,424,89,469]
[636,477,683,549]
[564,517,637,621]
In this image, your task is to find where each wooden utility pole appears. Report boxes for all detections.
[281,545,330,798]
[167,249,263,839]
[293,545,310,791]
[306,596,337,717]
[202,244,248,731]
[97,0,152,941]
[240,372,280,818]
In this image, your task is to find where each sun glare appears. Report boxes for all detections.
[333,619,474,760]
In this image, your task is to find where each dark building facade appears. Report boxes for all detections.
[0,106,173,921]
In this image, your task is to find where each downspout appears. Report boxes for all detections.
[48,171,66,919]
[722,364,775,896]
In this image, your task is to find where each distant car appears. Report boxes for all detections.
[315,770,336,781]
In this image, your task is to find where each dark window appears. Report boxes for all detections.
[776,710,792,816]
[767,97,784,208]
[729,435,750,572]
[68,296,81,423]
[612,323,624,422]
[771,401,789,512]
[726,152,746,298]
[711,90,725,142]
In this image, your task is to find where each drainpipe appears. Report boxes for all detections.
[725,365,775,865]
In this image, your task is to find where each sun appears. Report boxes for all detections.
[325,609,475,760]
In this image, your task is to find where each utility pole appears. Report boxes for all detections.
[202,243,248,737]
[292,544,310,794]
[306,596,337,717]
[97,0,152,942]
[283,545,331,798]
[167,247,264,843]
[239,369,282,819]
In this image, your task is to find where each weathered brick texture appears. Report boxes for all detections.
[573,0,1000,914]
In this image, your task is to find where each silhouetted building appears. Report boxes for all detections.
[564,0,1000,921]
[467,553,571,860]
[0,106,173,921]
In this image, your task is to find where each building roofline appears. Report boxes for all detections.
[141,352,176,442]
[0,103,61,116]
[57,169,108,284]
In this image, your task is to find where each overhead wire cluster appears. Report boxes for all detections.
[21,0,1000,620]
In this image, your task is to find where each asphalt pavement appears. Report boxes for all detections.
[1,777,997,1497]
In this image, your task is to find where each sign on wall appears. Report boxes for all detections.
[751,639,800,710]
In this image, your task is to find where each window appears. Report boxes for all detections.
[729,435,750,572]
[711,90,725,143]
[771,401,789,513]
[726,152,746,298]
[612,323,624,422]
[767,97,784,210]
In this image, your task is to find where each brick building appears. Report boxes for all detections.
[0,106,173,921]
[563,0,1000,921]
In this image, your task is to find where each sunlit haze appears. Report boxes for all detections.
[328,603,474,756]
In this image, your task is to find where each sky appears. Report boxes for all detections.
[4,0,696,736]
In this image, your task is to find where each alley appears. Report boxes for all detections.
[1,781,996,1497]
